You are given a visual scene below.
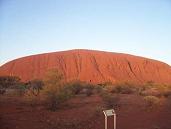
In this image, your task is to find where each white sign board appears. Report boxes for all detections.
[103,109,115,116]
[103,109,116,129]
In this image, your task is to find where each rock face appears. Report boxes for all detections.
[0,49,171,84]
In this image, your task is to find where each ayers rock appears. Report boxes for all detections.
[0,49,171,84]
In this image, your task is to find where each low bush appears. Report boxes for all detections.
[15,84,28,96]
[144,95,160,109]
[101,92,120,108]
[0,76,21,89]
[0,76,26,96]
[5,83,28,97]
[97,81,113,87]
[64,80,95,96]
[94,85,104,94]
[139,83,171,97]
[111,82,137,94]
[65,80,83,95]
[42,81,72,111]
[26,79,44,96]
[83,84,94,96]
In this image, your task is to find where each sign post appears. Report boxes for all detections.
[103,109,116,129]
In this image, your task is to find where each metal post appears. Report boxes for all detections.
[114,114,116,129]
[103,109,116,129]
[103,111,107,129]
[105,115,107,129]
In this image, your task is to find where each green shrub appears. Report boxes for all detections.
[5,83,28,97]
[84,87,93,96]
[64,81,95,96]
[111,82,137,94]
[94,85,104,94]
[0,76,22,95]
[15,84,28,96]
[83,84,94,96]
[139,83,171,97]
[101,92,120,108]
[42,82,72,111]
[42,69,71,111]
[144,95,160,109]
[26,79,44,96]
[65,80,83,95]
[155,84,171,97]
[0,76,21,89]
[97,81,113,87]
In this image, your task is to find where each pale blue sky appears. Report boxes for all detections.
[0,0,171,66]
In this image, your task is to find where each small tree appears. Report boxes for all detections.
[0,76,21,95]
[42,69,70,111]
[65,80,83,95]
[27,79,44,96]
[0,76,21,89]
[44,69,63,87]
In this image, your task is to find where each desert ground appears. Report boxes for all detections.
[1,92,171,129]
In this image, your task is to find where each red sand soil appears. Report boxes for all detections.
[0,94,171,129]
[0,49,171,84]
